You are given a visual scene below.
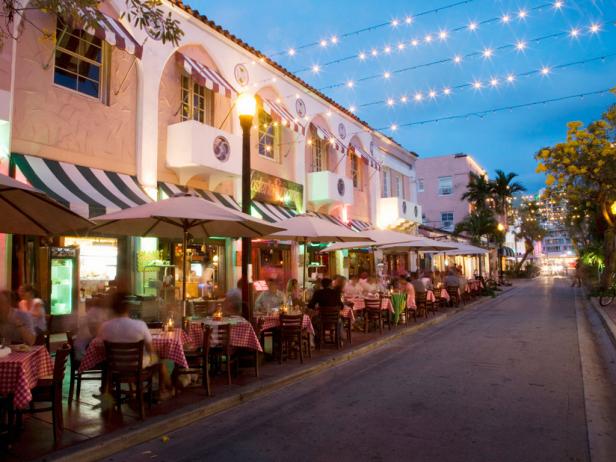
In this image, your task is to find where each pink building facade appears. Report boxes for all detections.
[415,153,487,232]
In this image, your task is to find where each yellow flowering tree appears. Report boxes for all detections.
[535,92,616,286]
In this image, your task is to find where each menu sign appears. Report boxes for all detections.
[251,170,303,211]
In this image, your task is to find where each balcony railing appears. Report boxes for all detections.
[377,197,422,228]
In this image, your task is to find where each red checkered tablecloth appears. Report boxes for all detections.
[188,318,263,352]
[79,329,189,372]
[346,298,394,313]
[0,346,53,409]
[254,314,315,336]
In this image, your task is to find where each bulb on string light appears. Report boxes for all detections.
[553,1,564,9]
[326,110,332,117]
[386,98,395,106]
[589,23,600,34]
[473,80,483,89]
[358,52,366,60]
[468,21,478,31]
[453,55,463,64]
[502,14,511,23]
[569,27,580,38]
[518,9,528,19]
[384,45,392,54]
[397,42,405,51]
[330,35,338,44]
[541,66,551,75]
[428,89,437,99]
[411,39,419,47]
[425,34,433,43]
[346,80,354,88]
[271,77,277,83]
[371,49,379,57]
[320,39,328,47]
[349,105,356,113]
[400,95,408,103]
[390,124,398,131]
[443,87,452,95]
[405,16,413,25]
[288,48,296,56]
[414,92,423,101]
[311,64,320,74]
[506,73,516,83]
[482,48,493,59]
[439,30,448,41]
[490,78,499,87]
[275,97,281,104]
[383,71,391,79]
[391,19,400,27]
[515,40,527,51]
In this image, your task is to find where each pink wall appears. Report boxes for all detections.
[11,9,138,174]
[346,140,371,222]
[416,154,485,229]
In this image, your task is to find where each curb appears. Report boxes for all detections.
[44,291,508,462]
[585,293,616,349]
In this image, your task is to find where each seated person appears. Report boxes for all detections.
[410,272,429,293]
[332,275,347,294]
[254,278,284,313]
[99,292,173,397]
[30,298,47,334]
[361,276,380,295]
[404,277,417,309]
[444,270,461,288]
[223,278,243,316]
[420,271,434,291]
[286,278,304,308]
[0,290,35,346]
[343,275,363,299]
[75,298,109,360]
[308,278,343,309]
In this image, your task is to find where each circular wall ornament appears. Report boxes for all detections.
[234,64,249,86]
[338,123,347,140]
[295,98,306,118]
[213,136,231,162]
[337,178,346,197]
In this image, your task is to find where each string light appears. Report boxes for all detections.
[428,89,437,98]
[311,64,320,73]
[288,48,296,56]
[553,1,564,9]
[390,124,398,131]
[405,16,413,25]
[438,30,448,41]
[387,98,395,106]
[540,66,551,75]
[383,71,391,79]
[397,42,406,51]
[346,80,354,88]
[358,52,367,60]
[515,40,527,51]
[589,23,601,34]
[501,14,511,24]
[411,39,420,47]
[490,78,499,87]
[443,87,452,95]
[384,45,392,54]
[569,27,580,38]
[473,80,483,89]
[319,39,327,47]
[414,92,423,101]
[371,49,379,57]
[425,34,433,43]
[482,48,493,59]
[454,55,463,64]
[518,9,528,19]
[506,73,516,83]
[468,21,478,31]
[330,35,338,44]
[349,105,356,113]
[400,95,408,103]
[391,19,400,27]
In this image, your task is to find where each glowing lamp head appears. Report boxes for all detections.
[611,200,616,216]
[497,223,505,232]
[237,92,257,118]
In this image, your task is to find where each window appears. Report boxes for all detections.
[382,169,390,197]
[441,212,454,230]
[351,150,360,188]
[54,22,107,99]
[396,176,403,198]
[181,75,214,124]
[417,178,424,192]
[257,108,281,160]
[310,126,327,172]
[438,176,453,195]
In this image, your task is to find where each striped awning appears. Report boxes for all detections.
[349,218,372,232]
[176,53,237,99]
[313,124,346,153]
[262,99,305,135]
[70,11,143,59]
[350,143,381,171]
[11,153,151,218]
[310,211,349,228]
[159,182,297,224]
[389,219,420,233]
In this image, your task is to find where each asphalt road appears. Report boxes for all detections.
[108,278,597,462]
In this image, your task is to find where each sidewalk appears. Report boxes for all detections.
[3,290,506,462]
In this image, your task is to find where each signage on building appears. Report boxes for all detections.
[251,170,303,211]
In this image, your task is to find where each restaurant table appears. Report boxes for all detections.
[345,297,394,313]
[0,346,53,408]
[427,288,451,303]
[254,313,315,336]
[188,316,263,352]
[79,328,189,372]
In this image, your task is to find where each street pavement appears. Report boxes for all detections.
[107,278,598,462]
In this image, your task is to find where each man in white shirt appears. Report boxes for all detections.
[344,276,363,299]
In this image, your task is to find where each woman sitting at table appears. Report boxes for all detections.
[286,278,303,308]
[100,292,173,398]
[344,275,363,299]
[0,290,35,346]
[361,276,380,295]
[404,276,417,309]
[254,278,284,313]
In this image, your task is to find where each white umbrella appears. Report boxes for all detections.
[379,237,457,252]
[0,173,93,235]
[263,214,374,289]
[321,229,419,252]
[91,194,285,312]
[435,242,489,256]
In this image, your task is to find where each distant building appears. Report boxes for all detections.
[415,153,487,232]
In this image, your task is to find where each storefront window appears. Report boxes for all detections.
[64,236,118,299]
[174,239,226,300]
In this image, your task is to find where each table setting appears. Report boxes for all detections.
[187,315,263,352]
[0,343,53,408]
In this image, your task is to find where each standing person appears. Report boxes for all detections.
[17,284,36,313]
[0,290,35,346]
[571,259,582,288]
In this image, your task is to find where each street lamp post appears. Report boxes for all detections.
[237,93,257,320]
[497,222,505,283]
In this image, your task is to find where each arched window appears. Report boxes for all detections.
[309,126,327,172]
[350,150,360,189]
[257,101,281,161]
[181,74,214,124]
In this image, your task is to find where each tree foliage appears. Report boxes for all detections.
[461,172,492,210]
[454,207,498,246]
[513,201,545,271]
[535,90,616,286]
[1,0,183,48]
[491,169,526,217]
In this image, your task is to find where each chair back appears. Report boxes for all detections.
[446,286,459,298]
[104,340,144,376]
[280,314,303,337]
[319,307,341,327]
[65,331,78,367]
[364,297,382,311]
[53,343,71,384]
[415,291,427,305]
[203,323,231,352]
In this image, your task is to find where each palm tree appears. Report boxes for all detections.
[454,208,499,245]
[514,201,546,272]
[490,170,526,217]
[461,172,492,210]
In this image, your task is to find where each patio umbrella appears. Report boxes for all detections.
[263,214,374,289]
[90,194,285,313]
[0,173,92,235]
[379,237,457,252]
[321,229,419,253]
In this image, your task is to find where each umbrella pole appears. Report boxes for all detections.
[182,228,188,318]
[303,238,307,292]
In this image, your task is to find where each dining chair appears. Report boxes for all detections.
[16,343,71,447]
[65,332,103,405]
[364,297,390,334]
[34,314,54,352]
[318,306,342,350]
[278,314,310,364]
[103,340,154,420]
[415,292,434,318]
[446,285,462,307]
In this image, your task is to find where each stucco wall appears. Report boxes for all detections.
[11,9,138,174]
[346,141,371,222]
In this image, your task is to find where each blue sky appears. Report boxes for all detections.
[192,0,616,192]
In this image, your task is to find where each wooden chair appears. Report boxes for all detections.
[66,332,103,405]
[103,340,154,420]
[204,324,238,387]
[34,314,54,352]
[364,297,390,334]
[318,307,342,350]
[278,314,310,364]
[415,292,434,318]
[16,343,70,447]
[342,306,353,345]
[446,285,462,307]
